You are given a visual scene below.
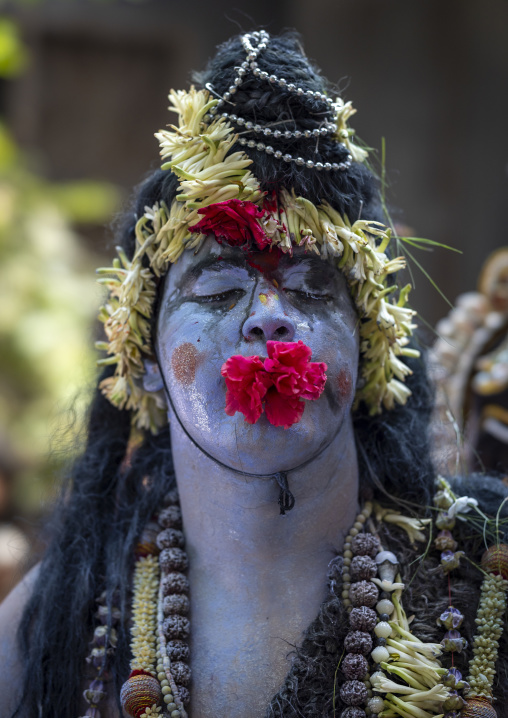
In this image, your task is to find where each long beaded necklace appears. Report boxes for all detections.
[339,501,389,716]
[337,503,449,718]
[120,490,190,718]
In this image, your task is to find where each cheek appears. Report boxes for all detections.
[171,342,199,385]
[314,314,358,409]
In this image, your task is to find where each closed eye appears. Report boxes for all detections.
[283,288,333,301]
[193,288,244,303]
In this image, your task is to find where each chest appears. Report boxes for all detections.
[94,570,330,718]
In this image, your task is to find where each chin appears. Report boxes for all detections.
[192,403,348,476]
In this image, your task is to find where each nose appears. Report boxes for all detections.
[242,292,296,342]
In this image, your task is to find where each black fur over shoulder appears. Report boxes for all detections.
[15,32,434,717]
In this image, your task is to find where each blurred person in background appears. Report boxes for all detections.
[430,248,508,476]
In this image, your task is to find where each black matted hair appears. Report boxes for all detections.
[14,32,434,717]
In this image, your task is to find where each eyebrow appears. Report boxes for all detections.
[280,253,336,277]
[178,254,253,287]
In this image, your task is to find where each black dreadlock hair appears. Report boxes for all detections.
[14,32,434,717]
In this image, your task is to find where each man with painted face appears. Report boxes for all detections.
[2,30,508,718]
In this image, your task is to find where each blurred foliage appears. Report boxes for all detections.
[0,19,120,512]
[0,18,27,76]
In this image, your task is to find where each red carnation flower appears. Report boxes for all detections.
[189,199,271,250]
[220,341,327,429]
[264,390,305,429]
[264,340,327,400]
[221,354,272,424]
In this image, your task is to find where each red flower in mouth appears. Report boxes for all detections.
[221,354,272,424]
[189,199,271,250]
[264,340,327,400]
[220,340,328,429]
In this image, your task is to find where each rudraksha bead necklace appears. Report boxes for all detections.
[339,501,402,717]
[119,489,190,718]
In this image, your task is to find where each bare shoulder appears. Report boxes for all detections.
[0,562,40,635]
[0,566,123,718]
[0,564,40,717]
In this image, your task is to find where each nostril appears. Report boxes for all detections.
[242,316,296,343]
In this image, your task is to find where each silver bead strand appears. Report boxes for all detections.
[208,30,339,117]
[220,111,337,140]
[208,30,267,117]
[242,30,339,111]
[237,136,352,172]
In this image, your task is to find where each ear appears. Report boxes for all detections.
[142,357,164,393]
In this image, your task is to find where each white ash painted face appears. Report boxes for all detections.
[155,236,359,475]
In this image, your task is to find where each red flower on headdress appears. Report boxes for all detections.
[189,199,271,250]
[221,340,327,429]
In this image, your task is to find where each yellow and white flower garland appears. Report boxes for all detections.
[466,572,508,699]
[130,555,160,674]
[370,592,449,718]
[97,87,419,431]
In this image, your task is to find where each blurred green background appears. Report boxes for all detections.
[0,0,506,594]
[0,10,120,595]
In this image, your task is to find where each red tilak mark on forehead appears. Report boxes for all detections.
[245,247,282,274]
[171,343,198,386]
[337,368,353,399]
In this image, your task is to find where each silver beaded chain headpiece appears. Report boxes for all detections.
[205,30,353,172]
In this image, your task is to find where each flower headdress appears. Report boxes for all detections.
[96,33,418,433]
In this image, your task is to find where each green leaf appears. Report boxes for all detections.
[398,236,461,254]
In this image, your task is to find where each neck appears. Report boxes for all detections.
[170,418,359,717]
[172,417,359,563]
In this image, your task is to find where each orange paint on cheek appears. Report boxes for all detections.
[337,368,353,399]
[171,342,198,385]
